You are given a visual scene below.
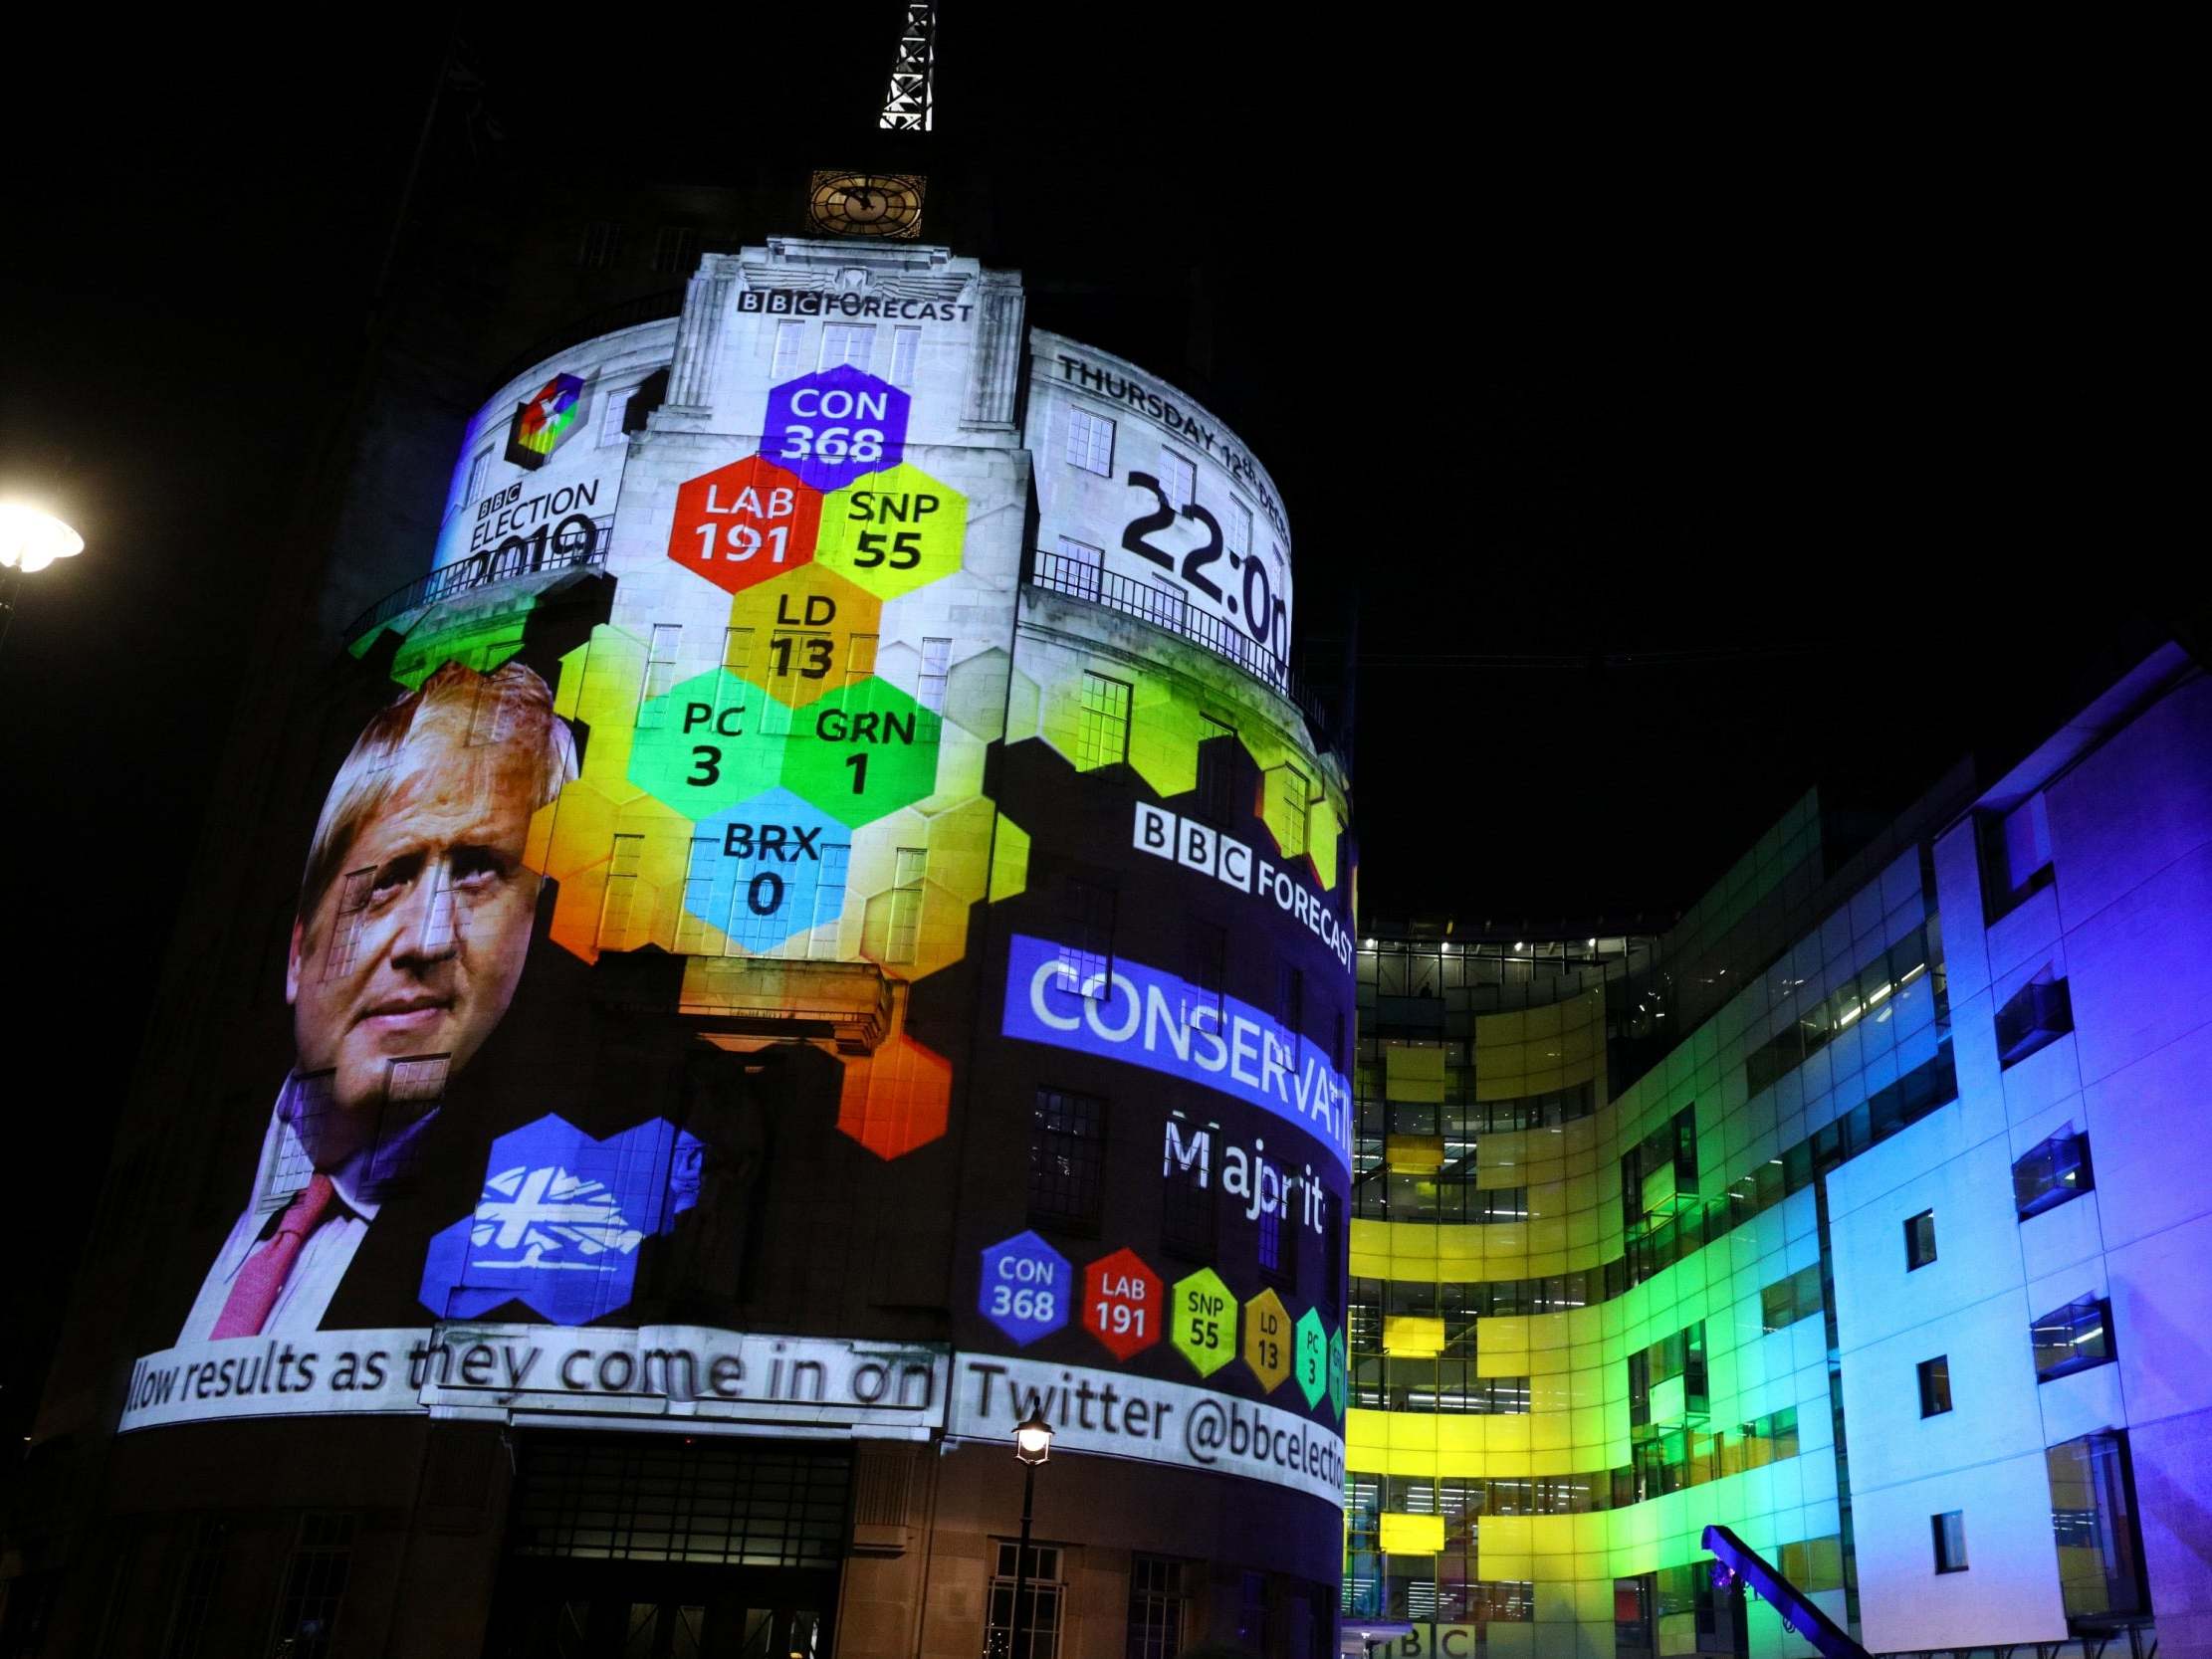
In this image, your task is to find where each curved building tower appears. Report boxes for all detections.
[18,239,1354,1658]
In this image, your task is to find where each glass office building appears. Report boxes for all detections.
[1343,644,2209,1659]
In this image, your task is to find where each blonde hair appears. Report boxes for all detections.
[299,660,578,927]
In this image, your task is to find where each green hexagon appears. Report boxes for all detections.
[1293,1307,1329,1408]
[781,675,944,828]
[627,667,785,821]
[1170,1267,1237,1380]
[1327,1325,1347,1420]
[813,463,968,601]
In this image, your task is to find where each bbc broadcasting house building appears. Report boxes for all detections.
[4,240,1356,1657]
[1343,644,2212,1659]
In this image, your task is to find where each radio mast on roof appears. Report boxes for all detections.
[878,4,937,131]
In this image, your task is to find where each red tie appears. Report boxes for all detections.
[211,1174,337,1339]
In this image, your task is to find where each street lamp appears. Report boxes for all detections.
[1009,1407,1053,1659]
[0,503,85,655]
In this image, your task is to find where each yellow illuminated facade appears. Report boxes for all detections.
[1347,800,1902,1657]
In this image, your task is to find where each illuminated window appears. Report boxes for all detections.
[772,320,807,380]
[918,637,952,713]
[987,1543,1064,1659]
[597,833,646,950]
[641,623,684,720]
[1904,1208,1937,1271]
[1265,764,1310,858]
[1996,970,2073,1068]
[1759,1263,1825,1333]
[721,625,755,678]
[884,848,926,963]
[1127,1555,1188,1659]
[2034,1295,2113,1381]
[463,445,494,506]
[267,1512,353,1659]
[2015,1127,2094,1219]
[1075,672,1132,769]
[598,381,634,446]
[1917,1354,1952,1416]
[1065,408,1115,476]
[2047,1430,2148,1619]
[648,224,697,275]
[512,1438,848,1567]
[675,836,717,953]
[820,322,875,371]
[1053,536,1103,601]
[1157,447,1196,511]
[322,868,376,980]
[805,839,851,959]
[1195,713,1237,822]
[1225,498,1253,557]
[1028,1090,1105,1232]
[1978,790,2055,918]
[890,325,922,386]
[1053,876,1115,998]
[1931,1510,1968,1573]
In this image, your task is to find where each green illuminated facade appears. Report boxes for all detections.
[1346,799,1869,1658]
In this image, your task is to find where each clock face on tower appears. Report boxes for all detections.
[805,170,927,240]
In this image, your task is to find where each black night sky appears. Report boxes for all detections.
[0,12,2191,1440]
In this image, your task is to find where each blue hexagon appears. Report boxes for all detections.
[762,366,911,493]
[978,1229,1072,1347]
[684,788,854,952]
[419,1115,702,1325]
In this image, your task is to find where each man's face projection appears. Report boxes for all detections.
[287,734,543,1164]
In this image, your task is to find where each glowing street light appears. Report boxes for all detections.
[0,503,84,657]
[0,504,84,574]
[1006,1407,1054,1659]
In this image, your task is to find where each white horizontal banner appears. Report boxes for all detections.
[120,1326,949,1440]
[947,1353,1345,1508]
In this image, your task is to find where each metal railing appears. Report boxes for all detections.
[345,515,611,644]
[1027,547,1341,749]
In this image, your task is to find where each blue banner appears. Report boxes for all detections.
[1000,933,1351,1172]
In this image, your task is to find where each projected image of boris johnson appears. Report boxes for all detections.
[178,661,577,1342]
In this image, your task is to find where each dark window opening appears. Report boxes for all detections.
[1917,1355,1952,1417]
[1029,1089,1106,1233]
[1997,972,2073,1068]
[2015,1127,2095,1220]
[1905,1209,1938,1271]
[1932,1510,1968,1573]
[2034,1295,2114,1381]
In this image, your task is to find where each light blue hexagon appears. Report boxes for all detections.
[683,787,854,952]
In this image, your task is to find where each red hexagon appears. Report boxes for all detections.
[668,455,822,595]
[835,1032,951,1159]
[1083,1247,1165,1361]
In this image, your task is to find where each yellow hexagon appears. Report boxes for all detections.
[938,645,1014,741]
[725,566,884,711]
[989,813,1030,903]
[553,624,652,804]
[813,463,968,601]
[544,796,701,964]
[925,794,997,907]
[1242,1287,1294,1394]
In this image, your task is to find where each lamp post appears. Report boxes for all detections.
[0,503,85,658]
[1009,1406,1054,1659]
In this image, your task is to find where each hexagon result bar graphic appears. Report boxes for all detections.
[1170,1267,1236,1379]
[1293,1307,1329,1408]
[667,455,822,595]
[1082,1247,1164,1361]
[1242,1288,1293,1393]
[813,463,968,601]
[762,366,911,493]
[979,1231,1071,1347]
